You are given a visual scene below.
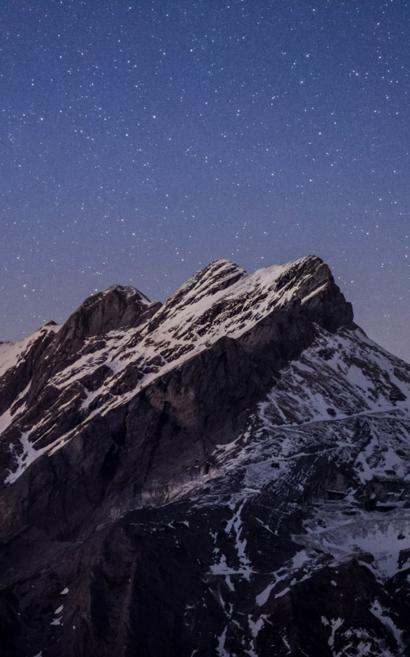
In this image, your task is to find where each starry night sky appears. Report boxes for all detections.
[0,1,409,360]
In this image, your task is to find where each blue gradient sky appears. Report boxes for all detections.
[0,1,409,360]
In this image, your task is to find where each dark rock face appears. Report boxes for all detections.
[0,255,409,657]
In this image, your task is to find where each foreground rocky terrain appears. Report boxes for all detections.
[0,255,409,657]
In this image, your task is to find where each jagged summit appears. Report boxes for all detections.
[0,254,353,424]
[0,254,344,358]
[101,283,150,299]
[161,257,247,315]
[0,255,409,657]
[54,284,160,351]
[146,254,352,347]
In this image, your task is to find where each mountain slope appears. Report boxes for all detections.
[0,255,409,657]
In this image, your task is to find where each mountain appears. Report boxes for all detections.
[0,255,409,657]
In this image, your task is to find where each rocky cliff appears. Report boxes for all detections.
[0,255,409,657]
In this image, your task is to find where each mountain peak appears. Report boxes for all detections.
[0,254,409,657]
[98,284,151,304]
[168,257,247,306]
[54,284,160,352]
